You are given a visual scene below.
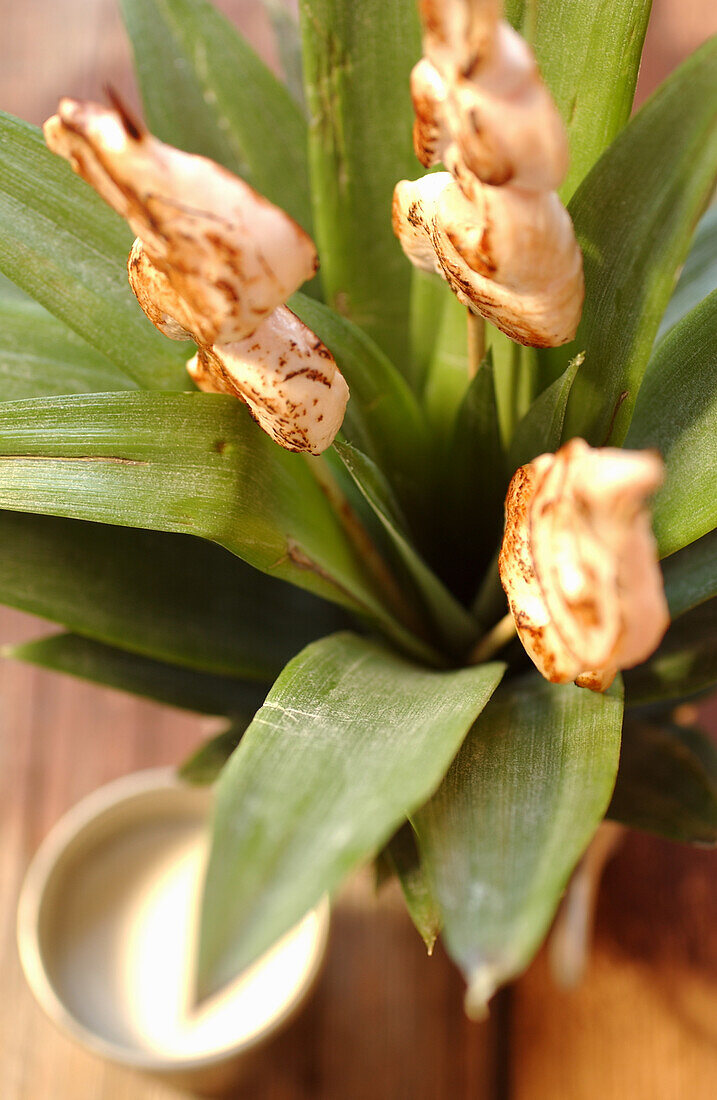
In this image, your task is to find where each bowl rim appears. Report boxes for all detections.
[16,766,330,1073]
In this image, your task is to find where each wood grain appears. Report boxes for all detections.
[512,832,717,1100]
[0,1,715,1096]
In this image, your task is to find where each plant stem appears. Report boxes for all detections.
[466,611,516,664]
[466,309,485,378]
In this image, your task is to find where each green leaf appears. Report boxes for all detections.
[509,353,583,471]
[335,441,479,655]
[0,510,344,680]
[409,271,449,393]
[553,41,717,447]
[662,529,717,619]
[0,112,188,390]
[625,598,717,706]
[471,549,509,631]
[120,0,312,233]
[5,632,267,716]
[0,391,427,658]
[490,329,537,449]
[609,719,717,847]
[657,205,717,341]
[625,290,717,557]
[504,1,526,31]
[264,0,306,109]
[0,272,34,304]
[443,352,506,595]
[197,632,505,996]
[0,298,135,400]
[423,293,470,444]
[386,823,441,954]
[298,0,421,366]
[530,1,652,201]
[415,675,623,1010]
[179,723,247,785]
[290,292,431,525]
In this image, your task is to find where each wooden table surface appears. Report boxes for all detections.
[1,3,716,1097]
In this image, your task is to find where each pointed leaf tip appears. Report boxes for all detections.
[464,966,501,1020]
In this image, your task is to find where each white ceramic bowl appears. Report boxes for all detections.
[17,767,329,1095]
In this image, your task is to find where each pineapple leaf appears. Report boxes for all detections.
[504,1,526,30]
[0,112,188,390]
[423,293,471,443]
[0,298,135,400]
[298,0,421,368]
[625,598,717,706]
[626,289,717,558]
[120,0,313,233]
[197,631,505,997]
[409,272,449,394]
[509,352,583,471]
[661,529,717,620]
[552,40,717,446]
[385,823,442,954]
[608,718,717,847]
[0,391,432,661]
[290,292,432,528]
[443,352,506,594]
[335,440,479,655]
[657,205,717,342]
[530,0,653,201]
[179,723,247,786]
[0,511,345,680]
[263,0,306,109]
[5,632,267,716]
[490,331,538,448]
[415,675,623,1010]
[0,272,29,304]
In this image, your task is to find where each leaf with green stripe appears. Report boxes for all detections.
[0,511,345,680]
[626,290,717,558]
[530,0,653,201]
[609,719,717,847]
[197,632,505,996]
[0,113,188,390]
[4,632,267,716]
[0,299,135,400]
[299,0,421,367]
[552,41,717,447]
[0,391,428,660]
[415,675,623,1012]
[120,0,312,233]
